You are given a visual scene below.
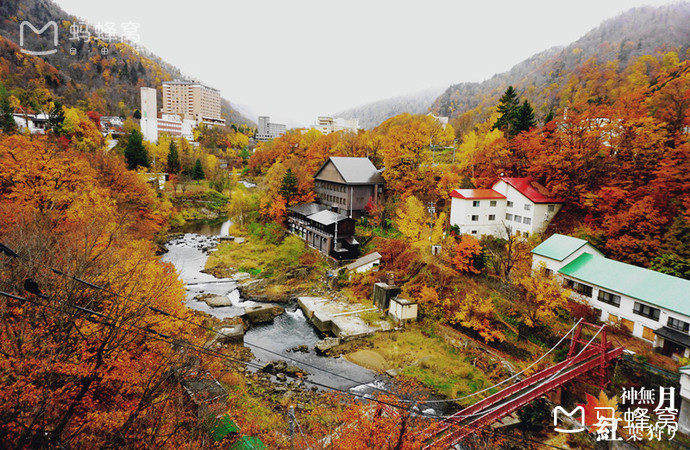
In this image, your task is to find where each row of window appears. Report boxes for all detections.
[587,281,690,332]
[505,214,531,225]
[322,193,345,205]
[470,214,496,221]
[470,200,556,213]
[472,200,498,207]
[316,181,347,193]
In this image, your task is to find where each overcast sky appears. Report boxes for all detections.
[54,0,677,127]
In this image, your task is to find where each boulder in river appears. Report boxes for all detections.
[314,337,341,356]
[215,325,244,344]
[243,304,284,324]
[196,294,233,307]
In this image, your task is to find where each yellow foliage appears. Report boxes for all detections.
[394,195,428,242]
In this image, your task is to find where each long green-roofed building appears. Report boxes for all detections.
[532,234,690,358]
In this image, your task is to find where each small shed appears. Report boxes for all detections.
[389,297,418,324]
[344,251,382,273]
[373,282,400,311]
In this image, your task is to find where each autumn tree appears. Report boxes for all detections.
[450,291,505,342]
[0,134,207,447]
[516,274,570,330]
[394,195,428,242]
[448,235,483,274]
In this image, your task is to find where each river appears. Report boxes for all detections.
[160,219,383,392]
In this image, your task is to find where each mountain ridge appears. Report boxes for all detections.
[0,0,254,126]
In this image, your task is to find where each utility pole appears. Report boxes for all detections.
[289,405,295,450]
[427,202,435,241]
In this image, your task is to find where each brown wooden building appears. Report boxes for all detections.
[287,203,358,260]
[314,157,384,219]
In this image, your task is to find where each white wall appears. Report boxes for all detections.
[493,180,561,237]
[449,197,507,237]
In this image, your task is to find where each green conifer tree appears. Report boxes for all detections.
[515,100,537,134]
[279,168,298,204]
[192,158,205,180]
[124,129,149,170]
[0,84,16,134]
[492,86,521,136]
[166,140,181,174]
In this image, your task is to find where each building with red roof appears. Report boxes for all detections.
[449,177,563,238]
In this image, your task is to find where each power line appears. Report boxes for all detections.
[0,288,575,449]
[0,288,418,415]
[1,242,397,397]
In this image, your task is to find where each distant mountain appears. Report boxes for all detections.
[0,0,254,126]
[431,3,690,125]
[334,86,446,130]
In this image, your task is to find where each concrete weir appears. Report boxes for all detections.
[297,296,391,340]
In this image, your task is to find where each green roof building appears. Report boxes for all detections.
[531,234,690,359]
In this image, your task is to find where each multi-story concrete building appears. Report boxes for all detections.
[140,86,158,142]
[449,177,563,238]
[161,81,225,127]
[255,116,286,141]
[140,87,199,143]
[531,234,690,359]
[314,157,384,219]
[311,116,360,135]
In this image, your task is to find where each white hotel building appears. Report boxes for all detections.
[449,177,563,239]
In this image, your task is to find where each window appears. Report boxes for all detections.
[488,214,496,221]
[471,230,477,234]
[633,302,660,321]
[668,317,690,333]
[523,217,531,225]
[490,200,497,207]
[598,290,621,307]
[507,201,513,208]
[471,215,479,221]
[524,204,531,211]
[524,232,529,238]
[621,318,634,333]
[543,268,553,278]
[472,200,480,207]
[566,279,593,297]
[548,204,555,213]
[608,314,618,323]
[514,215,522,223]
[642,326,656,341]
[506,213,513,221]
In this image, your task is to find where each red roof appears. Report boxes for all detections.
[495,177,563,203]
[450,189,506,200]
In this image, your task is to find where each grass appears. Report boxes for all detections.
[359,323,493,401]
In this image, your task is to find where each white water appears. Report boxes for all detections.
[161,220,380,391]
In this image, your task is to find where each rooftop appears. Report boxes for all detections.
[344,251,382,271]
[308,210,349,226]
[531,234,593,261]
[497,177,563,203]
[559,253,690,316]
[288,202,329,217]
[315,157,384,185]
[450,189,506,200]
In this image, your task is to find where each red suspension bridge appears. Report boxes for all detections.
[421,321,625,449]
